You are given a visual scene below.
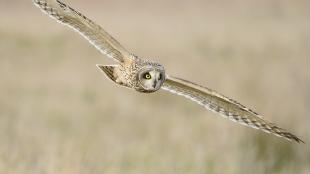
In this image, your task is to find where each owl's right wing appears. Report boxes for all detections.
[33,0,133,63]
[161,75,303,143]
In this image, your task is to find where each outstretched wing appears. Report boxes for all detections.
[33,0,133,63]
[162,75,303,143]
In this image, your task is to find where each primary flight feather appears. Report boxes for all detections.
[33,0,303,143]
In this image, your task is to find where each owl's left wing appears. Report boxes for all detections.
[161,75,303,143]
[33,0,133,63]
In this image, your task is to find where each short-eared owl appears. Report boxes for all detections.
[34,0,303,143]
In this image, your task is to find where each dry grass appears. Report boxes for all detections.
[0,0,309,173]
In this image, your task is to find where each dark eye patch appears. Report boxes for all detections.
[159,73,163,80]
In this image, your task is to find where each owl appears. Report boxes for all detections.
[33,0,303,143]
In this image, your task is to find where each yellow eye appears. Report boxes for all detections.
[144,73,151,79]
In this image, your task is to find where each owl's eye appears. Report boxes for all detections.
[143,73,152,79]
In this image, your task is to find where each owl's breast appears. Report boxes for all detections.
[116,63,137,89]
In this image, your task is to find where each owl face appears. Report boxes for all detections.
[136,66,165,93]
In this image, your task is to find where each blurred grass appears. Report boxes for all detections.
[0,0,309,173]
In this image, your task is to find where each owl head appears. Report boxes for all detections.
[136,64,165,93]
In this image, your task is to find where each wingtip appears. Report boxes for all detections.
[286,133,305,144]
[96,65,104,73]
[96,64,104,70]
[294,137,305,144]
[33,0,40,6]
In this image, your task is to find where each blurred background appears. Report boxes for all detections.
[0,0,309,173]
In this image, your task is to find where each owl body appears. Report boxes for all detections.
[33,0,303,143]
[114,56,165,93]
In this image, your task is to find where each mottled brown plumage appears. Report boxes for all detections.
[33,0,303,143]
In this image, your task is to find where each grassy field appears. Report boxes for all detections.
[0,0,309,173]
